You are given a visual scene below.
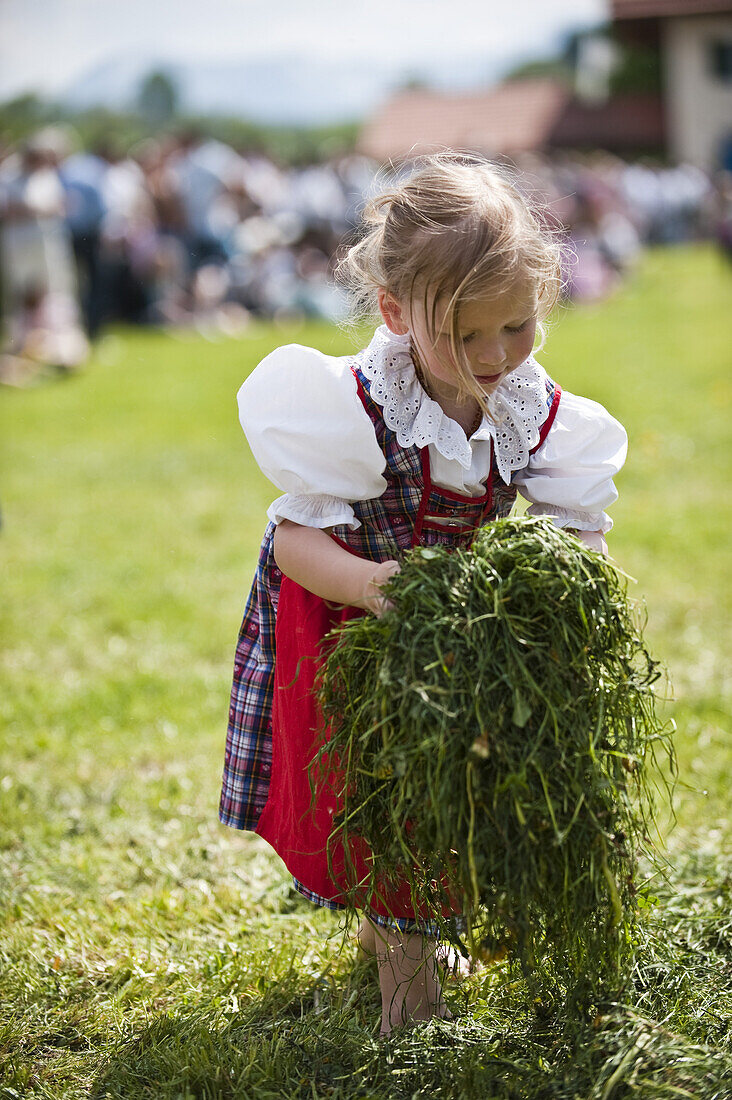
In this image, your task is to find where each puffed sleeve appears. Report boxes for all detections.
[238,343,387,529]
[512,391,628,533]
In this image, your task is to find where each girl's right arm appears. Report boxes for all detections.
[239,344,396,611]
[273,520,399,617]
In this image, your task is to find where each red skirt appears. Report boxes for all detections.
[254,575,436,923]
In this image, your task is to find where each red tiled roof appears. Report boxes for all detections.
[612,0,732,18]
[358,79,571,164]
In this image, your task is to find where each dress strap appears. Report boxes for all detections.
[531,383,562,454]
[350,364,382,429]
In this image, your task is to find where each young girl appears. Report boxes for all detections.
[219,155,628,1035]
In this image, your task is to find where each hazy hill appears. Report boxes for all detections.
[61,51,505,125]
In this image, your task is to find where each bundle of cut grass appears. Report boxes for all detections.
[317,517,674,995]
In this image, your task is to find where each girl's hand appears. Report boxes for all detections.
[363,560,401,617]
[573,529,608,557]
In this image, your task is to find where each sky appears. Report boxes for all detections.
[0,0,607,103]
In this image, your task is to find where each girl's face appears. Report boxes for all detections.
[380,281,538,403]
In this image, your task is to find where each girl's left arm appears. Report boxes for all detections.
[571,529,608,556]
[513,389,628,553]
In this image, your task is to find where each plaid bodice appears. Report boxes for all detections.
[328,362,555,561]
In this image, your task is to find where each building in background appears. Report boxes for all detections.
[611,0,732,169]
[358,78,664,163]
[360,1,732,170]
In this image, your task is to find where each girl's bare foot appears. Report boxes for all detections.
[374,927,452,1036]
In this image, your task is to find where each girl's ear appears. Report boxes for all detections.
[377,289,410,336]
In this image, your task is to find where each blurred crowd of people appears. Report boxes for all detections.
[513,150,724,301]
[0,124,728,384]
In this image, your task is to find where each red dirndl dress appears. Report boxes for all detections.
[219,361,561,928]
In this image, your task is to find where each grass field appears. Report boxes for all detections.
[1,245,731,1098]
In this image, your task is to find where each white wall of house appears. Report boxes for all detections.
[663,15,732,168]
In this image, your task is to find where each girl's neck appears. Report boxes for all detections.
[411,342,482,438]
[443,397,483,438]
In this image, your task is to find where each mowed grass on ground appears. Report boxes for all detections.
[1,245,730,1098]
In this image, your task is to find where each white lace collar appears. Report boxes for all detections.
[355,326,551,484]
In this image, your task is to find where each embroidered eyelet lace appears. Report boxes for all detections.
[356,326,552,484]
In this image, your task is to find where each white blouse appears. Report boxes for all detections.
[238,326,627,534]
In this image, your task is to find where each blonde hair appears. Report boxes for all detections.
[337,153,563,414]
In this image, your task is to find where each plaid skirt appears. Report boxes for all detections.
[219,524,280,833]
